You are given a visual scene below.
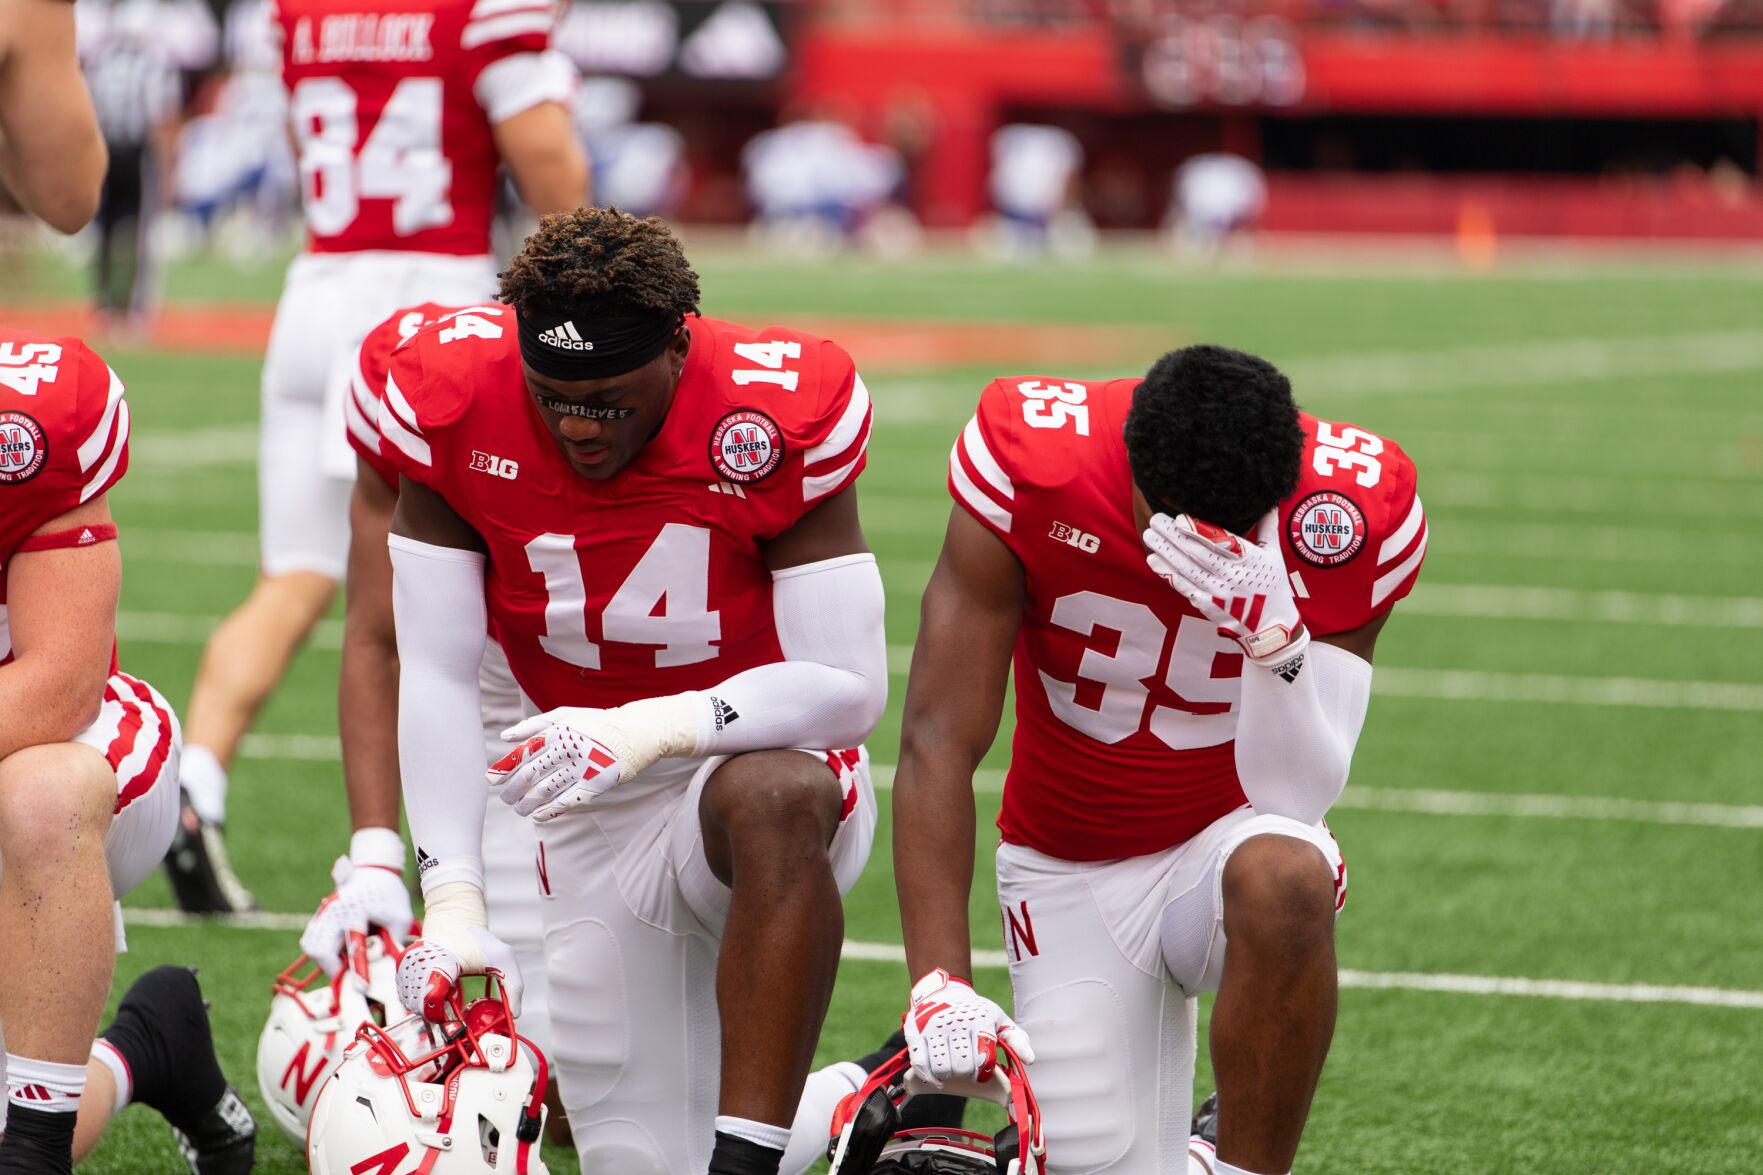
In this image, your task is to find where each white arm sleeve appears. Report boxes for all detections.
[1233,641,1374,825]
[390,534,490,896]
[476,50,577,125]
[604,553,889,761]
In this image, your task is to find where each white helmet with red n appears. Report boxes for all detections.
[255,927,430,1146]
[827,1041,1045,1175]
[307,978,550,1175]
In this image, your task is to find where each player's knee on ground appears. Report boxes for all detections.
[0,743,115,870]
[1220,833,1337,958]
[698,751,843,886]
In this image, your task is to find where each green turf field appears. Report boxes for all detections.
[37,245,1763,1172]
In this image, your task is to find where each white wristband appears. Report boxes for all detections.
[349,826,406,873]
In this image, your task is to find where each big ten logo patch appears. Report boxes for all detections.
[469,450,519,480]
[1048,521,1100,554]
[0,412,47,483]
[710,410,783,484]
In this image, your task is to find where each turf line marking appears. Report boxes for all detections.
[1401,585,1763,628]
[115,910,1763,1010]
[1373,667,1763,711]
[865,765,1763,830]
[118,611,341,650]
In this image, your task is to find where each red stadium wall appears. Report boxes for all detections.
[790,23,1763,236]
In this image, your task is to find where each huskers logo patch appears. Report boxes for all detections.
[1287,491,1366,567]
[710,410,783,484]
[0,411,47,484]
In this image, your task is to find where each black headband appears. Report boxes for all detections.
[516,309,683,380]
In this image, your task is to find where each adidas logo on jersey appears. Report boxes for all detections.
[538,321,594,351]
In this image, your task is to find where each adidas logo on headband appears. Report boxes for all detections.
[537,321,594,351]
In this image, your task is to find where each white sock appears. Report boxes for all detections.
[90,1039,133,1115]
[779,1061,868,1175]
[180,745,229,824]
[1189,1135,1218,1175]
[715,1113,792,1151]
[6,1053,87,1113]
[1215,1160,1289,1175]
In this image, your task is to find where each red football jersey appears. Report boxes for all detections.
[380,310,873,710]
[345,301,461,488]
[950,376,1426,862]
[0,331,131,665]
[276,0,563,256]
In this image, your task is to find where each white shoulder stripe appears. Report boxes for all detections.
[1378,494,1424,565]
[78,367,126,472]
[803,411,873,503]
[379,401,432,467]
[470,0,550,18]
[461,8,552,49]
[950,439,1012,533]
[1371,523,1428,609]
[382,373,422,436]
[349,366,380,420]
[79,401,128,503]
[960,415,1014,501]
[344,387,383,453]
[804,373,872,467]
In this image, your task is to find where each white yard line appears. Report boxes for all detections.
[118,611,342,649]
[118,909,1763,1010]
[1373,667,1763,712]
[1402,584,1763,628]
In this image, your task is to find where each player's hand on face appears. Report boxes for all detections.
[1143,509,1309,668]
[903,968,1035,1090]
[299,854,414,981]
[394,922,524,1024]
[489,707,628,821]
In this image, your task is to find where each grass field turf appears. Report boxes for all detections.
[24,246,1763,1172]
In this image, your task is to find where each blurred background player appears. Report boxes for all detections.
[0,0,108,233]
[978,122,1093,260]
[77,0,194,336]
[165,0,589,913]
[1167,152,1269,259]
[894,346,1426,1175]
[0,329,252,1174]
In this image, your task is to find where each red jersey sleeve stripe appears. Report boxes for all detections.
[803,406,872,503]
[77,367,126,472]
[1377,494,1425,566]
[344,385,383,455]
[1371,522,1428,609]
[960,414,1014,501]
[461,8,552,49]
[382,372,423,435]
[950,435,1012,534]
[79,400,128,504]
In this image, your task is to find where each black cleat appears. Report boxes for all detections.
[1192,1090,1219,1145]
[163,792,256,914]
[101,967,256,1174]
[171,1087,256,1175]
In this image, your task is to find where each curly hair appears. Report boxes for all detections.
[498,207,701,322]
[1123,344,1305,535]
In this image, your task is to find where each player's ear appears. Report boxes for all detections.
[668,327,690,377]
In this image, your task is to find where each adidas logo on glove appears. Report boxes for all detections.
[538,321,594,351]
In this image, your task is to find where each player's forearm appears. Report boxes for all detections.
[339,616,402,834]
[509,139,589,217]
[340,483,403,834]
[1233,642,1373,824]
[893,734,981,982]
[390,535,490,893]
[0,4,106,234]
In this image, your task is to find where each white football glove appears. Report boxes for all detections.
[394,882,524,1023]
[903,968,1035,1089]
[299,856,413,981]
[490,696,699,822]
[1143,510,1310,673]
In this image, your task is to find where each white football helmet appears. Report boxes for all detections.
[256,927,431,1146]
[307,980,550,1175]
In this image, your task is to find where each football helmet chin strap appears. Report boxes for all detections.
[826,1043,1045,1175]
